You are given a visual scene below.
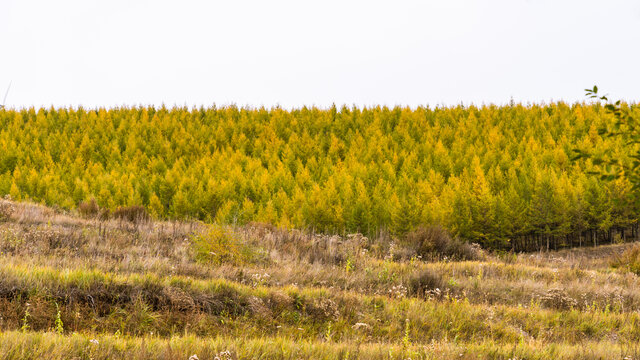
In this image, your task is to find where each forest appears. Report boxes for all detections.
[1,102,638,251]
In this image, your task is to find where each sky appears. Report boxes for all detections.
[1,0,639,109]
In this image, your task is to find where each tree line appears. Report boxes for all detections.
[0,103,638,250]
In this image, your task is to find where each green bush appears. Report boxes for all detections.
[192,225,256,266]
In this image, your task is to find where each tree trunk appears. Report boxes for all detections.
[546,235,549,252]
[579,231,582,247]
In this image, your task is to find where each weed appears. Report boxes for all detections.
[54,302,63,334]
[325,321,333,342]
[402,318,411,348]
[345,258,354,273]
[21,304,30,332]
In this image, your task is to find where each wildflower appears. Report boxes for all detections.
[387,284,408,299]
[213,350,232,360]
[89,339,99,345]
[352,322,371,330]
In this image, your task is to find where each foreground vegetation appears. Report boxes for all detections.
[1,104,640,250]
[3,331,640,360]
[1,199,640,359]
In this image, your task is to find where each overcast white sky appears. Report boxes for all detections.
[1,0,639,109]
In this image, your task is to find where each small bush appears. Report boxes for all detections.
[540,288,577,310]
[407,269,445,297]
[78,199,100,218]
[112,205,150,224]
[0,200,15,222]
[404,225,481,261]
[611,244,640,275]
[192,225,257,266]
[496,250,518,264]
[98,208,112,221]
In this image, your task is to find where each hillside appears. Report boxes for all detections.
[1,104,639,250]
[1,199,640,359]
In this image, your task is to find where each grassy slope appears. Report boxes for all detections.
[0,199,639,359]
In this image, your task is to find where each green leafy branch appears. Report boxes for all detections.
[572,86,640,190]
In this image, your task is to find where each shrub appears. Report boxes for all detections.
[407,269,445,297]
[98,208,112,221]
[611,244,640,275]
[404,225,481,261]
[540,288,577,310]
[112,205,150,224]
[78,199,100,218]
[192,225,256,266]
[0,200,15,222]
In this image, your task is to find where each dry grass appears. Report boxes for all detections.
[1,199,640,358]
[2,331,640,360]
